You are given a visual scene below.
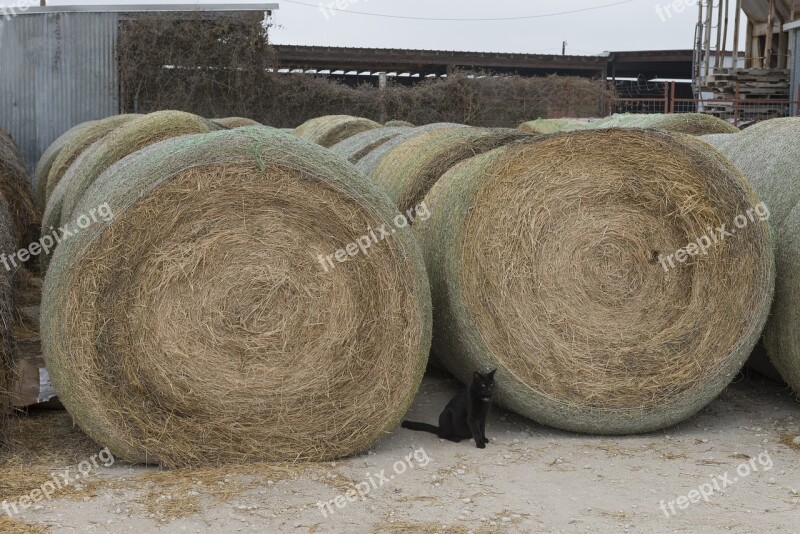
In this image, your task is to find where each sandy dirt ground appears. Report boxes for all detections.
[2,370,799,534]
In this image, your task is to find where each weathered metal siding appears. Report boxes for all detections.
[0,13,119,174]
[791,27,800,116]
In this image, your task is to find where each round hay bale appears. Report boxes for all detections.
[0,194,15,447]
[212,117,265,129]
[59,111,219,227]
[385,120,415,127]
[414,129,774,434]
[33,121,97,210]
[518,118,593,134]
[356,123,469,176]
[370,127,534,214]
[293,115,382,148]
[703,117,800,395]
[43,127,432,467]
[594,113,739,135]
[329,127,411,164]
[0,129,40,252]
[45,115,140,204]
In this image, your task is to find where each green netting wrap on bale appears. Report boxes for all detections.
[370,127,534,214]
[59,111,220,227]
[40,112,219,272]
[518,118,594,134]
[293,115,382,148]
[45,115,141,204]
[42,127,432,467]
[704,117,800,395]
[414,129,774,434]
[356,123,469,176]
[329,127,411,164]
[701,133,738,147]
[33,121,97,210]
[385,120,415,127]
[594,113,739,135]
[0,194,15,448]
[212,117,265,129]
[0,129,40,252]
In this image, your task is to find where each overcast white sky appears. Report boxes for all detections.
[43,0,745,55]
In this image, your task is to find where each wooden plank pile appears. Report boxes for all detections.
[702,68,791,121]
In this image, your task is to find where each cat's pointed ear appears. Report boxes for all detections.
[473,371,481,381]
[488,369,497,379]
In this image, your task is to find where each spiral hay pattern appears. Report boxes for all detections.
[43,127,431,467]
[415,129,774,434]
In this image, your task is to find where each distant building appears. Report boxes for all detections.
[0,4,278,171]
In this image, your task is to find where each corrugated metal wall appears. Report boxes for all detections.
[0,13,119,174]
[791,28,799,116]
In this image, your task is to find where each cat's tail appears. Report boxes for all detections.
[401,421,439,435]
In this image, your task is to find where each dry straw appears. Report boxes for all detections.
[329,127,410,164]
[0,195,15,448]
[518,118,594,134]
[594,113,739,135]
[356,123,469,176]
[415,129,774,434]
[43,127,432,467]
[704,117,800,395]
[33,121,97,210]
[370,127,534,214]
[212,117,265,128]
[44,115,140,204]
[58,111,219,227]
[293,115,382,147]
[385,120,415,127]
[0,130,40,251]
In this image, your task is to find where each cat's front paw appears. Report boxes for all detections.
[483,437,490,444]
[476,442,486,449]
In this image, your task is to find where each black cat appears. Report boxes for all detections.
[402,370,496,449]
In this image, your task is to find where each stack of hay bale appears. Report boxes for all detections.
[41,125,432,467]
[518,113,740,136]
[329,127,411,164]
[41,111,220,268]
[294,115,382,147]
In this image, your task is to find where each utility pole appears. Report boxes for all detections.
[562,41,567,56]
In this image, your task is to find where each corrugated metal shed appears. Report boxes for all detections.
[0,4,278,174]
[0,12,119,173]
